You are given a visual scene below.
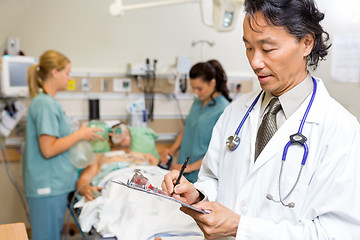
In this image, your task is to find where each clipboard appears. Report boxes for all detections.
[111,179,210,214]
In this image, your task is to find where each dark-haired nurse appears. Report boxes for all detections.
[160,59,231,183]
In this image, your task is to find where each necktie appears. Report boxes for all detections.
[255,98,282,160]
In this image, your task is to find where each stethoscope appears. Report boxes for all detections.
[226,77,317,208]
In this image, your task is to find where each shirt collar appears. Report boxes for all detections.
[260,73,314,119]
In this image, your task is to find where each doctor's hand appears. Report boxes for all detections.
[77,123,104,142]
[181,201,240,239]
[161,170,201,205]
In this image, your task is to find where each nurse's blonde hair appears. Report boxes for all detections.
[27,50,70,98]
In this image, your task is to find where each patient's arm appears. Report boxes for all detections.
[143,153,160,166]
[77,154,103,201]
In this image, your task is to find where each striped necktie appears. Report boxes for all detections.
[255,98,282,160]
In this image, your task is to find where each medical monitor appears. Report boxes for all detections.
[0,55,36,97]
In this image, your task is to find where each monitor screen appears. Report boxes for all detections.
[1,55,36,97]
[9,61,33,87]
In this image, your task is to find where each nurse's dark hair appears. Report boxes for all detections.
[27,50,70,98]
[244,0,331,70]
[189,59,232,105]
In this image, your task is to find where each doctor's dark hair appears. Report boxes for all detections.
[27,50,70,98]
[244,0,331,70]
[189,59,232,105]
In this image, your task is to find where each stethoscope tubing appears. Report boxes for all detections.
[282,77,317,166]
[298,77,318,133]
[227,77,318,208]
[281,141,309,165]
[234,91,263,135]
[277,77,317,207]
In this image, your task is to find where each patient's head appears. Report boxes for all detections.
[109,123,131,150]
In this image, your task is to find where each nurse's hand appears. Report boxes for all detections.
[161,170,200,205]
[180,201,240,239]
[160,148,171,165]
[77,123,104,141]
[79,184,103,201]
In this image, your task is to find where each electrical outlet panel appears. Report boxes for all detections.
[113,78,132,92]
[228,80,243,93]
[81,78,90,91]
[101,78,111,92]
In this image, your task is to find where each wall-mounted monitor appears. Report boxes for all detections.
[0,55,36,97]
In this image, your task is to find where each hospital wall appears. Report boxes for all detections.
[0,0,359,229]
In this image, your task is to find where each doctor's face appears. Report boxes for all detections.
[243,12,313,96]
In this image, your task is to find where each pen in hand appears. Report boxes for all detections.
[170,157,189,197]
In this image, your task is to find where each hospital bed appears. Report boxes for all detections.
[69,163,204,240]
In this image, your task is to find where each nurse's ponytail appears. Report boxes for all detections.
[27,64,42,98]
[27,50,70,98]
[207,59,232,103]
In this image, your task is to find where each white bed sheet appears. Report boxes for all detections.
[74,165,204,240]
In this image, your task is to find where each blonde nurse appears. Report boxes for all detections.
[23,50,102,240]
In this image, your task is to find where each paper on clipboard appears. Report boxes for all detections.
[111,179,210,214]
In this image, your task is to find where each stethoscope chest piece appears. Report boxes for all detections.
[226,135,240,151]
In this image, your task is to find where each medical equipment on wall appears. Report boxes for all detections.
[0,100,27,137]
[0,55,36,97]
[108,0,244,32]
[172,55,192,94]
[89,99,100,121]
[144,58,157,121]
[127,98,148,127]
[226,77,317,208]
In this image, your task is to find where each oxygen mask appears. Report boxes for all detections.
[87,121,128,152]
[111,124,127,145]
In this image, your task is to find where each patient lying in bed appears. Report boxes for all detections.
[73,124,203,239]
[75,160,203,240]
[77,151,160,201]
[77,123,161,201]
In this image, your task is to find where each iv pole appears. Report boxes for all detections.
[192,40,215,61]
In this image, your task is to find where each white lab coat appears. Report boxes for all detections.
[194,78,360,240]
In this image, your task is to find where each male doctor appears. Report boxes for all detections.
[162,0,360,239]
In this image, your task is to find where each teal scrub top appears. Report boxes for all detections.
[22,93,77,198]
[179,95,230,183]
[129,126,160,159]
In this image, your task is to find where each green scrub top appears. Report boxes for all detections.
[129,126,160,159]
[22,93,77,198]
[179,95,230,183]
